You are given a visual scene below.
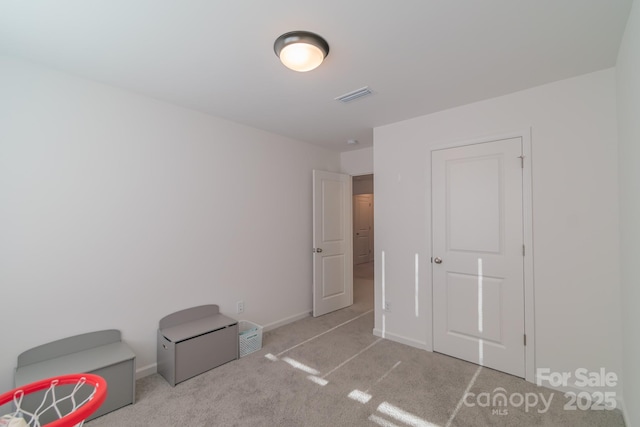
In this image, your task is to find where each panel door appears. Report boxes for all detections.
[432,137,525,377]
[313,170,353,317]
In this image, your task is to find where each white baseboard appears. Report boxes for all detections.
[262,310,311,332]
[136,363,157,379]
[373,328,430,350]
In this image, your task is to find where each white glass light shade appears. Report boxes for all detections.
[274,31,329,73]
[279,42,325,72]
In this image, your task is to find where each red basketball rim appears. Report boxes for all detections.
[0,373,108,427]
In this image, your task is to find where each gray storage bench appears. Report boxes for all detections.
[14,329,136,423]
[157,304,238,386]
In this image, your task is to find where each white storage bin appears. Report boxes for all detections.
[238,320,263,357]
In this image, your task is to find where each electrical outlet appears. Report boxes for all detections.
[384,301,391,311]
[237,301,245,314]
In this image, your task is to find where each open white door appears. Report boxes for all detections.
[313,170,353,317]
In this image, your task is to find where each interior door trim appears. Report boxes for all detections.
[429,129,535,383]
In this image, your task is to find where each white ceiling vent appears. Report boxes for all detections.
[335,86,373,103]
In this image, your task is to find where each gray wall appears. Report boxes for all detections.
[616,0,640,424]
[353,175,373,195]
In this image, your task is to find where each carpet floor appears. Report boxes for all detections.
[87,263,625,426]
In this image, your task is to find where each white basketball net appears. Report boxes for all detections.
[0,377,97,427]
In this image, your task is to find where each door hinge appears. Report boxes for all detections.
[518,155,525,168]
[430,257,433,263]
[524,334,527,346]
[522,244,525,256]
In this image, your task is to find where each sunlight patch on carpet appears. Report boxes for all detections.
[348,389,372,404]
[282,357,320,375]
[369,414,402,427]
[377,401,441,427]
[307,375,328,386]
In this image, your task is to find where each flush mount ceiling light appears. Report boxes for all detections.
[274,31,329,72]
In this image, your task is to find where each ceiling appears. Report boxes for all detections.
[0,1,633,152]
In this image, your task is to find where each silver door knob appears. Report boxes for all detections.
[316,248,323,253]
[434,257,442,264]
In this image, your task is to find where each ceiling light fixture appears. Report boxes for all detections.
[274,31,329,72]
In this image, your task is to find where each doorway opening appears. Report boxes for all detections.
[352,174,374,309]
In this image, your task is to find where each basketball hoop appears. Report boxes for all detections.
[0,373,107,427]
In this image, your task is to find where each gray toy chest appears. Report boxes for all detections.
[157,304,238,386]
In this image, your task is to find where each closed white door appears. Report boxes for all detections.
[353,194,373,265]
[313,170,353,317]
[432,137,525,377]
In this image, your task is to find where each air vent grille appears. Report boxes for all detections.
[335,86,373,103]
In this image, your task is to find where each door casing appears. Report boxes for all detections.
[429,130,535,383]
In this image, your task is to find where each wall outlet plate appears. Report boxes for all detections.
[237,301,245,314]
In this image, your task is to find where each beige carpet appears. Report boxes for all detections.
[87,262,625,426]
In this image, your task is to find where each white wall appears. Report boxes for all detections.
[0,56,340,391]
[616,0,640,423]
[341,147,373,176]
[374,69,623,394]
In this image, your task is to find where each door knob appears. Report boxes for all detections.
[434,257,442,264]
[316,248,323,253]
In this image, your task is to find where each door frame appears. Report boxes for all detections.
[429,129,535,383]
